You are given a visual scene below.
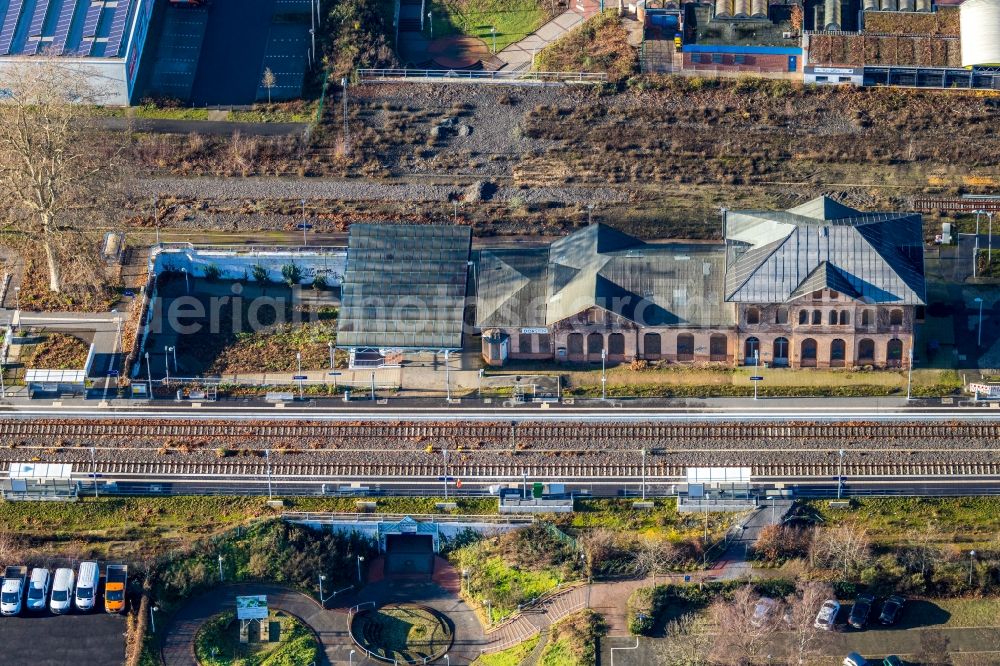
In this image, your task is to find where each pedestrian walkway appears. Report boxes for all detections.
[496,3,600,71]
[714,499,793,580]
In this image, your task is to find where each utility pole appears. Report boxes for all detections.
[641,449,646,500]
[154,194,160,245]
[164,346,171,385]
[974,210,982,277]
[906,345,914,401]
[90,446,98,498]
[601,348,607,400]
[266,448,273,499]
[838,449,845,499]
[975,297,984,347]
[443,448,449,499]
[445,349,451,403]
[296,352,304,399]
[342,78,350,154]
[301,199,308,246]
[145,352,152,398]
[370,370,376,401]
[988,212,994,266]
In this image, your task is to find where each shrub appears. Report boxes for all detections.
[281,263,302,286]
[203,264,222,282]
[312,274,328,291]
[250,264,269,284]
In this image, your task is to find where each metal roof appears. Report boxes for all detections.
[0,0,140,58]
[24,368,86,383]
[724,196,926,305]
[476,225,734,329]
[338,224,471,349]
[9,462,72,479]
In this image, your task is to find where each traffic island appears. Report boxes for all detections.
[350,603,455,664]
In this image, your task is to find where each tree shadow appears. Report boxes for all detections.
[893,600,951,630]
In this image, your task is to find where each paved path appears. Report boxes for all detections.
[714,500,793,580]
[496,10,586,70]
[161,583,345,666]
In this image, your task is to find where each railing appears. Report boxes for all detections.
[283,511,534,524]
[348,601,450,664]
[355,68,608,83]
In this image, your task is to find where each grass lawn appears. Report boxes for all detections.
[131,105,211,121]
[473,635,540,666]
[802,498,1000,547]
[362,605,452,660]
[568,498,733,542]
[429,0,554,52]
[899,597,1000,629]
[539,610,604,666]
[195,610,319,666]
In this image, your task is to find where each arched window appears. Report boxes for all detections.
[811,310,822,325]
[643,333,661,359]
[829,290,839,300]
[567,333,584,355]
[775,307,788,324]
[812,290,823,300]
[839,311,850,325]
[830,338,846,367]
[798,310,808,325]
[744,337,759,364]
[773,337,789,366]
[746,307,760,325]
[587,332,604,356]
[677,333,695,362]
[887,338,903,366]
[828,310,838,325]
[608,333,625,356]
[858,338,875,363]
[890,309,903,326]
[861,309,872,327]
[800,338,818,367]
[710,334,728,361]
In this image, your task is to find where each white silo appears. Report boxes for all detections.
[751,0,768,17]
[734,0,750,17]
[915,0,931,10]
[863,0,878,10]
[880,0,896,10]
[824,0,841,30]
[961,0,1000,67]
[898,0,915,10]
[715,0,732,18]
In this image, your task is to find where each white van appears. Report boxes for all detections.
[25,568,50,612]
[50,568,75,615]
[74,562,99,612]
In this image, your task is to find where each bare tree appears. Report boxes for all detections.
[709,585,782,665]
[0,62,125,294]
[261,67,277,104]
[783,581,832,666]
[810,522,872,577]
[655,612,712,666]
[634,537,681,585]
[0,532,22,562]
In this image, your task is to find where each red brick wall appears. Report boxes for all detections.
[683,53,799,73]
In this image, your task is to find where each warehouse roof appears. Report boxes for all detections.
[724,196,926,304]
[0,0,141,58]
[338,224,472,349]
[477,225,733,329]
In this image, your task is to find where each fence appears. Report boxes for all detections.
[355,68,608,83]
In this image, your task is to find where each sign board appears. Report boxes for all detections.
[328,372,342,376]
[292,375,308,380]
[750,376,764,381]
[236,595,269,620]
[520,328,549,335]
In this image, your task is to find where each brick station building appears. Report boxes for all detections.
[476,197,925,369]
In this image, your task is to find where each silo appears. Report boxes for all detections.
[961,0,1000,67]
[879,0,896,10]
[733,0,750,17]
[915,0,931,10]
[863,0,878,10]
[899,0,914,10]
[715,0,732,18]
[824,0,841,30]
[751,0,768,17]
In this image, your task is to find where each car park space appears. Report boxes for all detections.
[0,612,126,665]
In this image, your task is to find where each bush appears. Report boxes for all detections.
[251,264,269,284]
[281,263,302,286]
[754,524,812,562]
[203,264,222,282]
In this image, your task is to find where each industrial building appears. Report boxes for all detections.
[475,197,925,370]
[0,0,155,105]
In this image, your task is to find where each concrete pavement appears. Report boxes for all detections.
[496,10,587,70]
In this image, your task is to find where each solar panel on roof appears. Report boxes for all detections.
[104,0,133,57]
[77,0,104,54]
[50,0,77,53]
[0,0,26,55]
[26,0,53,53]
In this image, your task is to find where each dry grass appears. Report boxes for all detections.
[535,10,638,81]
[21,333,91,369]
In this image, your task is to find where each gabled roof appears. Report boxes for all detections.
[476,224,733,329]
[338,224,471,349]
[724,197,926,305]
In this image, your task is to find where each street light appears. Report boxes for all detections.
[13,286,19,312]
[349,649,356,666]
[601,348,607,400]
[328,341,335,370]
[218,554,224,581]
[150,605,159,633]
[587,204,594,225]
[182,267,189,293]
[445,349,451,403]
[445,655,450,666]
[837,449,845,500]
[145,352,152,397]
[491,25,497,53]
[164,346,172,384]
[970,550,977,585]
[428,11,433,38]
[318,573,327,602]
[301,199,308,246]
[975,297,984,348]
[357,555,365,582]
[974,210,983,277]
[478,368,484,398]
[296,352,303,399]
[906,345,914,401]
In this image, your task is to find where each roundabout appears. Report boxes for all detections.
[350,603,454,664]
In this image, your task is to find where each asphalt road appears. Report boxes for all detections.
[0,612,126,665]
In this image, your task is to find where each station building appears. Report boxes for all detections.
[475,197,925,369]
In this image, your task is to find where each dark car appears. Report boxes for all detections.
[879,595,906,626]
[849,593,876,630]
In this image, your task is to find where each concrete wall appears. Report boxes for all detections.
[151,246,347,286]
[0,58,130,106]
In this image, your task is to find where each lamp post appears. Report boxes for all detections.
[218,554,224,581]
[145,352,152,397]
[154,194,160,245]
[445,655,450,666]
[641,448,646,500]
[357,555,364,583]
[970,550,977,585]
[974,210,983,277]
[478,368,484,398]
[428,11,433,38]
[90,446,98,498]
[988,212,995,265]
[349,650,355,666]
[906,345,914,401]
[0,358,6,398]
[975,297,984,348]
[753,349,760,400]
[182,267,189,293]
[265,448,273,499]
[13,286,19,312]
[601,348,607,400]
[587,203,594,225]
[164,346,172,384]
[370,370,376,401]
[491,25,497,53]
[443,448,449,500]
[150,605,159,633]
[328,341,334,370]
[837,449,845,499]
[318,573,326,602]
[296,352,303,399]
[301,199,308,246]
[445,349,451,403]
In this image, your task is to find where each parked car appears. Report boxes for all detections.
[844,653,868,666]
[1,565,28,616]
[879,595,906,625]
[815,599,840,630]
[74,561,99,612]
[849,593,876,630]
[50,568,75,615]
[751,597,778,628]
[25,568,50,612]
[104,565,128,614]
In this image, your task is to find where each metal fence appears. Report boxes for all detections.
[355,68,608,83]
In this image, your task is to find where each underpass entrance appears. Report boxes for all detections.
[379,516,441,577]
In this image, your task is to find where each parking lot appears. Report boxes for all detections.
[0,613,126,665]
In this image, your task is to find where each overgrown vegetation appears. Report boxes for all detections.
[20,333,91,369]
[449,522,584,619]
[535,10,637,81]
[472,635,540,666]
[320,0,398,78]
[539,609,606,666]
[195,610,320,666]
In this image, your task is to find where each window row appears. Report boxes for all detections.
[562,332,730,361]
[744,337,905,367]
[745,307,904,327]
